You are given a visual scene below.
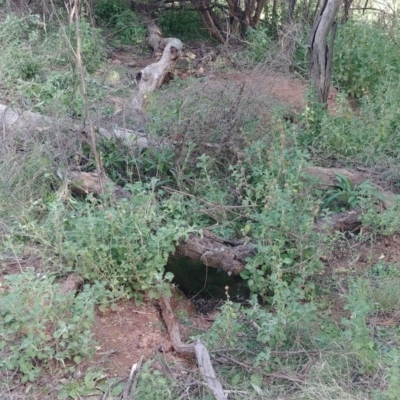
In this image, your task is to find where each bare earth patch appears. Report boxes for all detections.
[90,288,210,377]
[221,71,338,112]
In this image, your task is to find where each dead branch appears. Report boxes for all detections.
[194,340,227,400]
[160,294,196,355]
[0,103,166,150]
[315,206,363,232]
[160,295,227,400]
[133,38,183,110]
[122,356,144,400]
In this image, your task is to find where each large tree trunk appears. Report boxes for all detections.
[287,0,297,23]
[192,0,226,42]
[308,0,341,104]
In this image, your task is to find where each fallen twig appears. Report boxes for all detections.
[122,355,144,400]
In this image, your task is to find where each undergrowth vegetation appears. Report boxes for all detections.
[0,271,96,383]
[1,3,400,399]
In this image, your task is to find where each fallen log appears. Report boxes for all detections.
[315,206,363,232]
[0,103,51,136]
[133,38,183,109]
[303,166,369,188]
[0,103,167,149]
[59,169,132,199]
[175,230,255,276]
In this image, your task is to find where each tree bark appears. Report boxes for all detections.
[176,230,256,276]
[59,170,132,199]
[287,0,297,23]
[342,0,354,22]
[308,0,341,104]
[192,0,226,42]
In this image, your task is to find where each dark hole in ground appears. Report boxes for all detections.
[165,255,249,313]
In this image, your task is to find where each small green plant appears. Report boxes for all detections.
[342,278,378,374]
[0,271,96,383]
[322,173,383,212]
[371,261,400,278]
[203,288,242,349]
[133,360,179,400]
[379,348,400,400]
[57,370,112,400]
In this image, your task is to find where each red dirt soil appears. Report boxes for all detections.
[90,288,212,376]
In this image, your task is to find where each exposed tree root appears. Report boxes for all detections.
[160,295,227,400]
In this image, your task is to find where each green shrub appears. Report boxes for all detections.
[230,140,323,302]
[94,0,125,21]
[159,9,205,41]
[66,18,106,72]
[0,271,96,383]
[333,20,400,97]
[94,0,146,44]
[299,80,400,166]
[342,278,379,374]
[44,181,193,301]
[246,26,273,62]
[134,360,179,399]
[113,9,146,44]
